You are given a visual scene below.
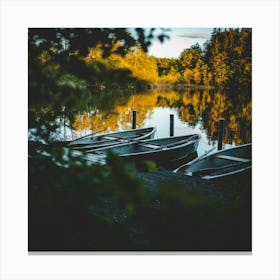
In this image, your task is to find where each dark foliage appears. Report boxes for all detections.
[29,143,251,251]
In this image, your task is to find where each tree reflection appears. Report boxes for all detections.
[67,87,251,145]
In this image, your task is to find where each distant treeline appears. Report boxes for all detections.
[29,28,251,95]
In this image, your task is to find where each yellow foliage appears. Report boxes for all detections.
[70,89,251,145]
[183,69,193,84]
[85,44,104,62]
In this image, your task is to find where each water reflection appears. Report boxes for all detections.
[69,88,251,145]
[28,85,251,148]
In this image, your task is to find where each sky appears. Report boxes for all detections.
[147,28,213,59]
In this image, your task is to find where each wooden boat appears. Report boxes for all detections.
[85,134,200,166]
[175,143,252,180]
[68,127,156,149]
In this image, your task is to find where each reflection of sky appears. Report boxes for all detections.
[143,107,195,138]
[143,106,225,157]
[147,28,213,59]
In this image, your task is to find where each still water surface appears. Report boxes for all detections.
[55,88,251,157]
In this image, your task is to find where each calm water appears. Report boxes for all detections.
[45,88,251,157]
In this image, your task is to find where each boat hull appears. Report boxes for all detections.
[68,127,156,149]
[122,138,199,165]
[86,134,200,167]
[176,143,252,180]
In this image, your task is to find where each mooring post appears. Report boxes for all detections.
[170,114,174,136]
[218,118,225,150]
[132,110,137,129]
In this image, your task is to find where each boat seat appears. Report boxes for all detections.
[214,155,250,162]
[100,136,130,142]
[100,136,118,140]
[137,142,162,149]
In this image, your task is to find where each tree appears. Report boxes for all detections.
[183,68,193,84]
[203,28,252,89]
[117,45,159,82]
[29,28,170,58]
[179,43,203,70]
[212,52,229,86]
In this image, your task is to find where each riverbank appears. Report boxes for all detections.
[92,168,252,251]
[137,168,251,204]
[148,82,214,91]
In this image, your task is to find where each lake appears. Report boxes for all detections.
[45,87,251,158]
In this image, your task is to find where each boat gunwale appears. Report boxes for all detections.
[119,136,200,158]
[86,134,200,156]
[68,127,156,146]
